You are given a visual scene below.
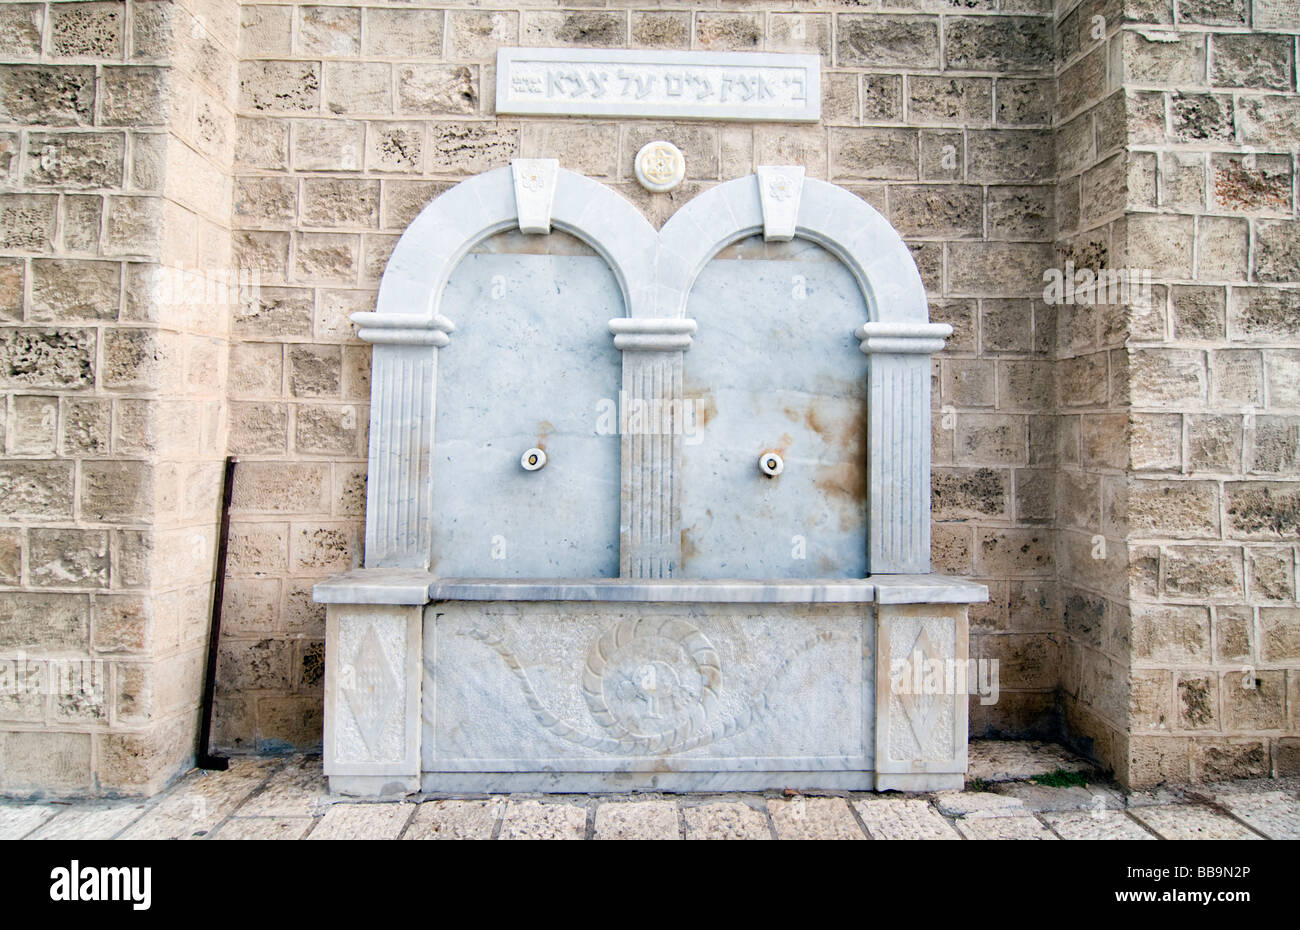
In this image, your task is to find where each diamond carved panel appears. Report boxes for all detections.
[887,617,957,763]
[344,624,400,755]
[876,605,968,782]
[334,611,409,765]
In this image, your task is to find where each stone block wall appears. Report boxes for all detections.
[0,0,237,796]
[133,0,238,793]
[1051,0,1133,783]
[0,0,1295,794]
[1115,0,1300,783]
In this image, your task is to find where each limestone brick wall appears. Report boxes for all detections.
[133,0,238,794]
[1116,0,1300,783]
[0,0,236,796]
[1050,0,1132,781]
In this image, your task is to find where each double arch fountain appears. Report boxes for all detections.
[314,162,987,794]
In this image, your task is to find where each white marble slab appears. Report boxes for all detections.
[314,569,439,605]
[324,605,422,792]
[314,571,987,605]
[873,575,989,604]
[422,771,876,792]
[433,248,624,578]
[496,48,820,122]
[680,241,870,579]
[430,578,878,603]
[876,605,969,788]
[421,602,872,780]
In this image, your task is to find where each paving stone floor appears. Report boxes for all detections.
[3,742,1297,840]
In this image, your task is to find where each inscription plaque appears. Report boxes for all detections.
[495,48,821,122]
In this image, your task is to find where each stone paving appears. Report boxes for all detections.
[2,742,1297,840]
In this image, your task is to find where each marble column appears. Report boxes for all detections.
[610,317,696,578]
[326,311,449,795]
[856,321,952,575]
[351,312,455,570]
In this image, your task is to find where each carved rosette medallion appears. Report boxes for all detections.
[634,140,686,193]
[582,617,720,742]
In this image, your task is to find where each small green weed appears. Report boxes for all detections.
[1029,768,1089,788]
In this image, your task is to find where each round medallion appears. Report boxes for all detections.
[583,617,720,744]
[634,141,686,193]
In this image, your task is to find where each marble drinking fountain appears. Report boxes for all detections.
[313,161,987,795]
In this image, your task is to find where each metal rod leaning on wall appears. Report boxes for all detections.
[197,456,236,771]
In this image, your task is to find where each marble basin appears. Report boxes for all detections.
[315,575,985,794]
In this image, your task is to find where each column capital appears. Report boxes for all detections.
[609,317,698,351]
[352,312,456,346]
[854,321,951,355]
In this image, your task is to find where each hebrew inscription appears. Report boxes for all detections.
[496,48,821,122]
